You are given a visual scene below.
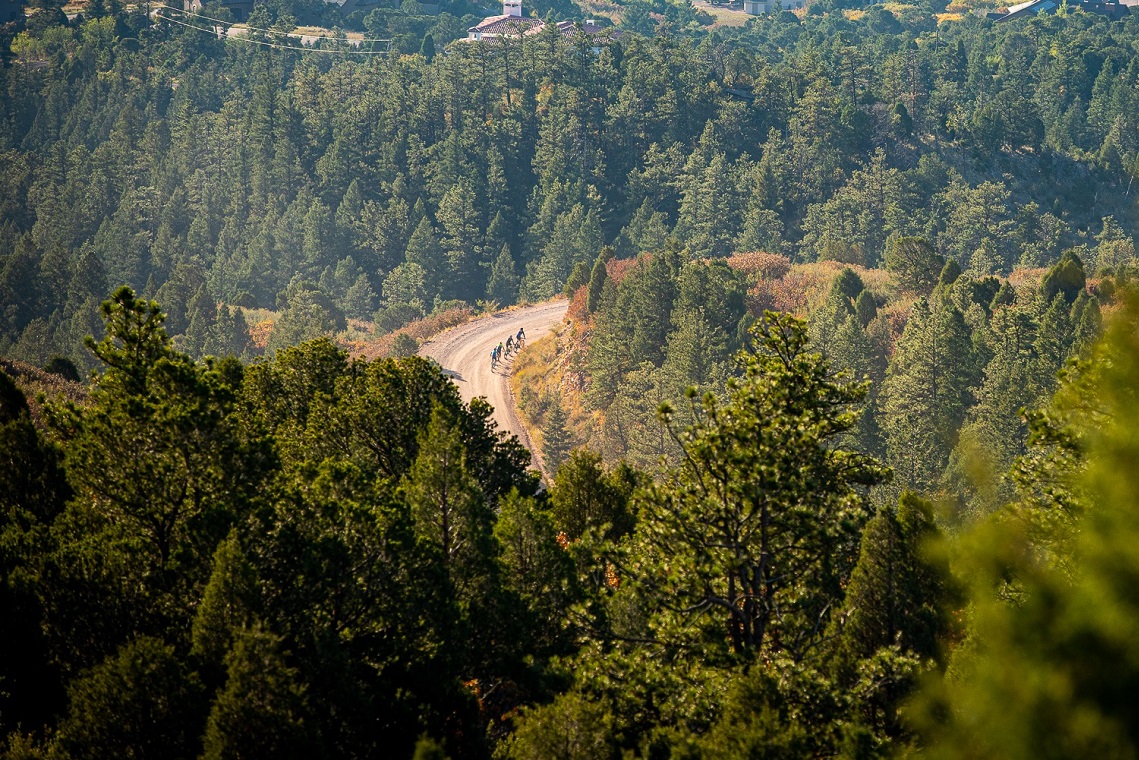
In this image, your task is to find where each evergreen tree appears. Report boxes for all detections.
[1040,249,1087,305]
[548,449,636,541]
[541,393,574,477]
[585,247,611,315]
[181,283,216,357]
[627,313,888,658]
[886,237,944,293]
[201,627,314,760]
[191,531,260,669]
[419,33,436,62]
[53,638,206,760]
[403,405,491,593]
[486,245,520,305]
[833,493,951,739]
[882,298,979,494]
[563,261,590,298]
[837,493,949,664]
[913,299,1139,758]
[855,290,878,327]
[404,217,447,303]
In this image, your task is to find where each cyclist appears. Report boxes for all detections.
[490,348,497,368]
[506,335,515,354]
[516,327,525,347]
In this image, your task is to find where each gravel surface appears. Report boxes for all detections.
[418,299,568,473]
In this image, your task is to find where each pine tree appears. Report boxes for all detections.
[201,627,314,760]
[486,244,520,305]
[911,299,1139,758]
[885,237,944,293]
[402,405,491,592]
[191,531,260,669]
[437,179,482,301]
[541,393,574,477]
[855,290,878,327]
[881,298,979,494]
[616,198,670,259]
[828,314,886,457]
[1034,294,1073,382]
[947,307,1040,514]
[494,490,577,651]
[181,283,216,358]
[661,307,730,395]
[627,313,889,658]
[626,246,681,366]
[1040,249,1086,305]
[564,261,590,298]
[833,493,951,739]
[548,449,636,540]
[419,33,436,62]
[53,638,206,760]
[585,247,611,315]
[404,217,447,303]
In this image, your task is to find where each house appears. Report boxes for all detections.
[742,0,804,14]
[994,0,1130,20]
[465,0,620,42]
[466,0,543,40]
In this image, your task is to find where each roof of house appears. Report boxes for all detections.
[467,14,544,33]
[553,19,618,37]
[996,0,1129,19]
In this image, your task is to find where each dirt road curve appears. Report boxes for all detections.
[419,299,568,471]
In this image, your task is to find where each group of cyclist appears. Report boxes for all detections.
[491,327,525,369]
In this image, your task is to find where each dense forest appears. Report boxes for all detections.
[5,0,1139,757]
[5,282,1139,758]
[527,241,1116,518]
[2,0,1139,368]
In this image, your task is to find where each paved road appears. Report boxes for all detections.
[419,299,568,473]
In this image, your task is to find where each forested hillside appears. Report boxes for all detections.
[6,1,1139,758]
[525,242,1119,520]
[2,2,1138,370]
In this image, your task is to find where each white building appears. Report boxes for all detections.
[743,0,804,14]
[466,0,620,42]
[467,0,544,40]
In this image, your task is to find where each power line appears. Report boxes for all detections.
[153,6,391,53]
[156,3,392,43]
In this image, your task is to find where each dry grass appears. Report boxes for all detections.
[606,257,640,286]
[510,318,594,462]
[724,251,792,282]
[1,358,88,428]
[1007,267,1048,292]
[566,285,590,325]
[748,262,896,318]
[692,0,751,27]
[343,306,473,361]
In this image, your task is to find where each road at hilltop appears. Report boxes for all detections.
[419,299,568,472]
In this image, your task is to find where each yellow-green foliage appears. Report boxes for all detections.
[912,297,1139,758]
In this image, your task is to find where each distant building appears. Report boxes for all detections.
[994,0,1130,20]
[467,0,543,40]
[465,0,619,43]
[742,0,804,14]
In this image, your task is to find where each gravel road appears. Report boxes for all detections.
[419,299,568,473]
